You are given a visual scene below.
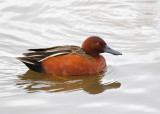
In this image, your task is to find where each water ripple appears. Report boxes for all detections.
[0,0,160,114]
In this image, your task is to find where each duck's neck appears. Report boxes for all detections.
[82,48,100,57]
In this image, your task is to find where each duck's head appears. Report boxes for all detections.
[82,36,122,56]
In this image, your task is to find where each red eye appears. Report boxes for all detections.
[96,42,100,45]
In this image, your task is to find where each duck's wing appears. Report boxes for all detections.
[17,45,84,72]
[17,45,81,63]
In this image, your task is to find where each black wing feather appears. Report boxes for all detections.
[28,46,63,51]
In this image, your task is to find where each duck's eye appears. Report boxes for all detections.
[96,42,100,45]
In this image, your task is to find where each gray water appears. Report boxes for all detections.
[0,0,160,114]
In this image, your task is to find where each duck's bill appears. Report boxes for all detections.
[104,46,122,55]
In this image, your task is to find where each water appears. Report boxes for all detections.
[0,0,160,114]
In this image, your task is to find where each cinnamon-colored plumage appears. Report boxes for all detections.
[42,55,106,76]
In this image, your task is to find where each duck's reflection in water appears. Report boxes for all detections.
[16,70,121,94]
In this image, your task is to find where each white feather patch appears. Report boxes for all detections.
[38,52,69,62]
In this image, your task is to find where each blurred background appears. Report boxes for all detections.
[0,0,160,114]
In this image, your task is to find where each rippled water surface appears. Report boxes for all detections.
[0,0,160,114]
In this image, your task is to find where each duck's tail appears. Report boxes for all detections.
[16,57,44,72]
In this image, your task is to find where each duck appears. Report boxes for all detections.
[17,36,122,76]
